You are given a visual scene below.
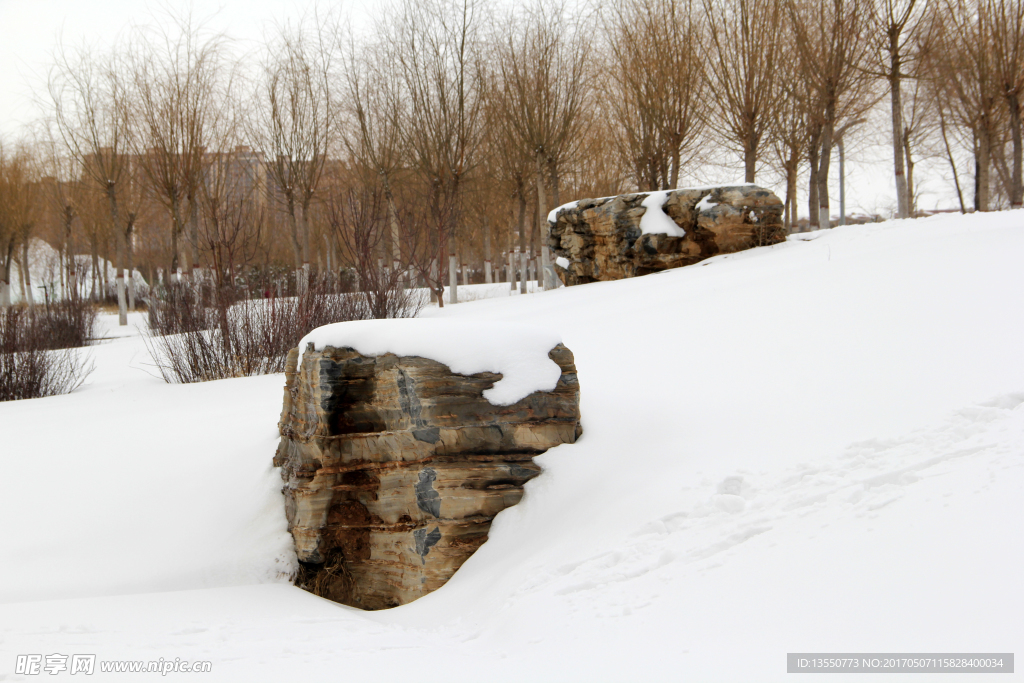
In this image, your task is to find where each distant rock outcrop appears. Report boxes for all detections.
[275,341,581,610]
[548,185,785,285]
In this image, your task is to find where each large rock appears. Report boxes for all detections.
[274,338,581,610]
[548,185,785,285]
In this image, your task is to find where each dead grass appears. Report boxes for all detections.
[296,549,354,601]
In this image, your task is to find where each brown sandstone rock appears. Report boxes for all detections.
[275,342,581,610]
[548,184,785,285]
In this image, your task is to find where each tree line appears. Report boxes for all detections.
[0,0,1021,323]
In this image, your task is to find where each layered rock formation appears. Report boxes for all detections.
[548,184,785,285]
[275,341,581,610]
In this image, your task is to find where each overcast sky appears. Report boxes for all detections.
[0,0,383,137]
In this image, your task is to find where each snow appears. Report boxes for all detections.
[695,194,718,212]
[638,190,684,237]
[555,256,570,269]
[299,319,563,405]
[547,200,579,223]
[1,210,1023,681]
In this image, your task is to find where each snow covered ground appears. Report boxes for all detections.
[1,211,1022,682]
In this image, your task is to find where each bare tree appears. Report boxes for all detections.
[325,184,415,318]
[49,45,132,324]
[986,0,1024,207]
[248,23,334,289]
[788,0,875,228]
[702,0,784,183]
[870,0,927,218]
[38,123,87,300]
[197,115,265,347]
[608,0,707,191]
[925,0,1004,211]
[340,35,407,276]
[386,0,487,306]
[771,69,813,229]
[495,0,591,287]
[128,17,225,284]
[486,80,536,293]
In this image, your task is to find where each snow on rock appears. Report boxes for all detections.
[640,190,685,237]
[547,199,579,224]
[695,194,718,212]
[299,318,563,406]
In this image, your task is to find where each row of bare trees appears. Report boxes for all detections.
[1,0,1021,322]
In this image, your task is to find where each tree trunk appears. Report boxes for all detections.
[549,161,561,207]
[300,200,312,274]
[808,138,820,229]
[520,250,528,295]
[429,258,443,308]
[1008,91,1023,208]
[21,240,34,308]
[449,253,458,304]
[517,186,528,295]
[65,210,77,299]
[169,200,184,283]
[786,161,798,231]
[0,243,11,307]
[483,222,492,284]
[386,190,402,268]
[744,138,756,184]
[90,235,99,301]
[889,36,910,219]
[838,138,846,226]
[108,188,127,326]
[126,220,136,311]
[976,128,991,211]
[818,120,834,229]
[903,129,916,215]
[939,106,967,213]
[189,196,199,278]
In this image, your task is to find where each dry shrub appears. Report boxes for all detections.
[32,299,99,350]
[145,273,422,383]
[147,282,209,336]
[0,304,95,402]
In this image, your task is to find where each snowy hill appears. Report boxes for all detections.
[1,212,1021,682]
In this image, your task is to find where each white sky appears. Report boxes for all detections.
[0,0,382,137]
[0,0,963,216]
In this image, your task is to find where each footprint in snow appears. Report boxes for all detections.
[712,475,751,513]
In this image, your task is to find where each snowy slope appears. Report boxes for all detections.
[0,212,1022,682]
